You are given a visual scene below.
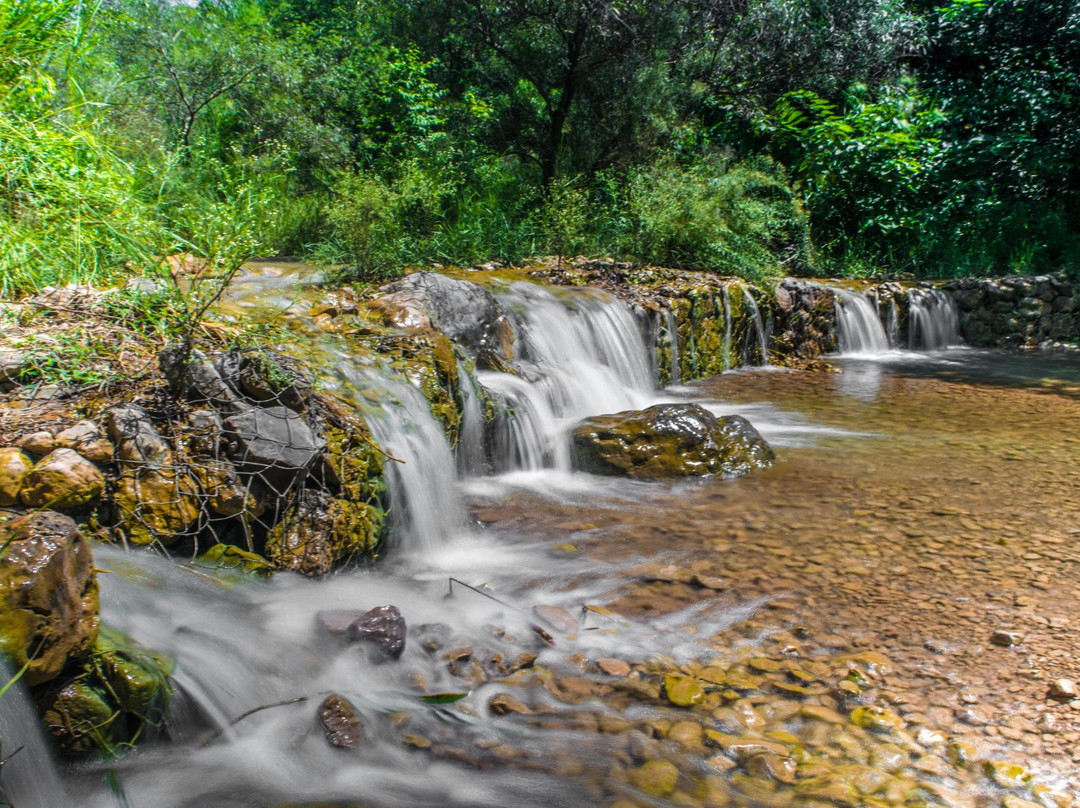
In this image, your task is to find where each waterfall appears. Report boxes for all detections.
[721,287,733,372]
[743,288,769,366]
[481,282,655,474]
[455,358,487,476]
[908,288,961,350]
[334,364,467,554]
[834,288,891,355]
[885,299,900,347]
[662,308,681,385]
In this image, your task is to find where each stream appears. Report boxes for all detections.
[3,267,1079,806]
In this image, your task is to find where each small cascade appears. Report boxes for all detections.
[743,288,769,366]
[483,283,655,473]
[662,308,681,385]
[335,365,467,554]
[885,299,901,347]
[908,288,961,350]
[721,287,733,372]
[455,358,487,476]
[834,288,891,355]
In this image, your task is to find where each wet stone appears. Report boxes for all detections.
[0,447,32,507]
[19,449,105,510]
[627,760,679,797]
[320,694,363,749]
[992,630,1024,648]
[1049,679,1078,703]
[597,658,631,677]
[348,605,406,660]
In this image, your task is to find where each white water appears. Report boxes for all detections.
[834,288,892,355]
[909,288,962,350]
[721,287,733,372]
[478,283,657,475]
[0,660,71,807]
[743,288,769,366]
[662,308,681,384]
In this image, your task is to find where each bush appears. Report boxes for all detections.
[621,156,812,282]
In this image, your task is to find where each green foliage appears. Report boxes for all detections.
[622,156,812,282]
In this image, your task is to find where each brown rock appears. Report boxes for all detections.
[16,432,54,456]
[113,468,200,546]
[533,604,578,633]
[597,658,631,677]
[0,447,32,507]
[54,421,114,464]
[1048,679,1078,703]
[349,605,406,660]
[992,630,1024,648]
[0,511,98,685]
[19,449,105,510]
[489,693,532,716]
[320,694,363,748]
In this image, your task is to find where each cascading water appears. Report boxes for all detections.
[479,283,656,474]
[743,288,769,366]
[0,660,71,807]
[834,288,891,355]
[908,288,962,350]
[662,308,681,385]
[721,287,733,371]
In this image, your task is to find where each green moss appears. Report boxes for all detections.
[372,332,463,445]
[197,544,276,577]
[41,626,172,759]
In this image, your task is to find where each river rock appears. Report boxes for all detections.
[627,760,679,797]
[19,449,105,510]
[17,431,55,455]
[102,404,172,467]
[372,271,515,360]
[571,404,775,479]
[0,448,32,506]
[55,421,114,464]
[113,468,201,546]
[1048,679,1078,703]
[348,605,406,660]
[265,488,381,576]
[317,609,368,636]
[0,348,28,387]
[159,345,244,413]
[0,511,99,685]
[223,406,323,495]
[320,694,364,748]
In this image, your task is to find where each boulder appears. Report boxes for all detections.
[372,271,514,360]
[0,511,99,685]
[223,406,324,495]
[265,489,382,576]
[348,605,406,660]
[102,404,172,468]
[158,346,244,413]
[54,421,114,464]
[113,468,201,546]
[19,449,105,510]
[214,349,313,412]
[571,404,775,479]
[0,448,33,507]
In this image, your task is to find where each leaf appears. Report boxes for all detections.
[420,692,469,704]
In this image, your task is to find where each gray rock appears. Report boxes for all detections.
[572,404,775,479]
[16,431,55,455]
[103,405,172,468]
[0,349,29,386]
[159,345,244,413]
[373,271,514,359]
[215,349,314,412]
[223,406,324,494]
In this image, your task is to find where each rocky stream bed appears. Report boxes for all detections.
[0,261,1077,807]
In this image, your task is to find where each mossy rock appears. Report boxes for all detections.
[370,332,463,445]
[41,626,172,758]
[0,511,99,686]
[572,404,776,479]
[265,489,385,577]
[198,544,275,578]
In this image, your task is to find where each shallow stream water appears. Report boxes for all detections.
[4,266,1079,806]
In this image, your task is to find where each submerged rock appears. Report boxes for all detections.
[372,271,514,360]
[19,448,105,510]
[571,404,775,479]
[0,511,98,685]
[320,694,364,749]
[349,605,406,660]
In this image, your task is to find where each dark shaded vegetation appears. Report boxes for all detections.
[2,0,1077,292]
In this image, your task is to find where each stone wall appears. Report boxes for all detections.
[943,273,1079,348]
